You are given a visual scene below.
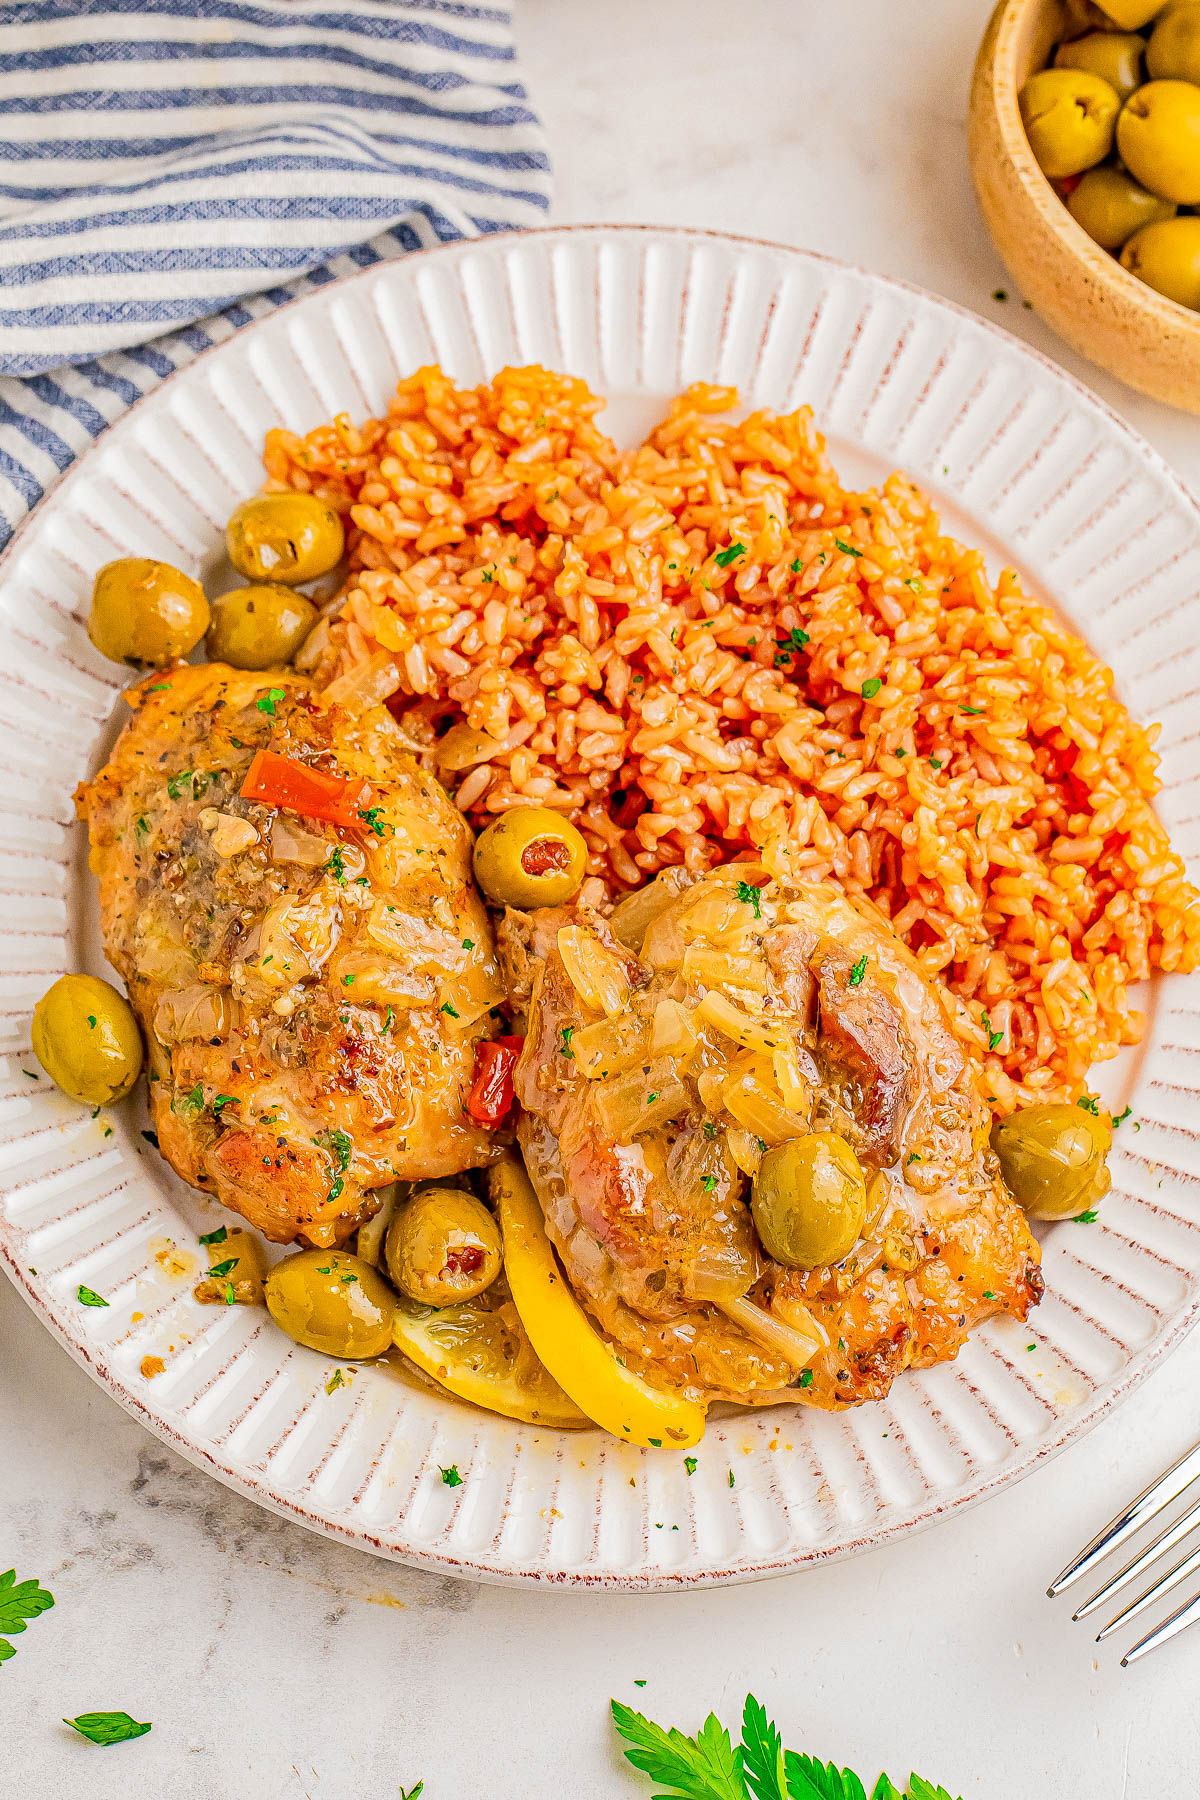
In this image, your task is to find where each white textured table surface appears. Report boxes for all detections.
[7,3,1200,1795]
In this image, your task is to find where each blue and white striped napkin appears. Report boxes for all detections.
[0,0,551,548]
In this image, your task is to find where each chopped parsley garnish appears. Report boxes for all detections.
[714,542,745,567]
[324,845,347,884]
[199,1226,228,1246]
[799,1368,814,1388]
[462,938,475,951]
[775,626,810,657]
[325,1177,344,1206]
[982,1290,996,1300]
[906,1152,922,1165]
[342,974,355,986]
[358,806,389,837]
[440,1001,460,1018]
[861,677,882,700]
[63,1712,151,1746]
[727,1469,735,1488]
[77,1285,108,1307]
[560,1026,575,1059]
[960,706,984,717]
[315,1127,353,1175]
[647,1092,660,1104]
[684,1457,698,1476]
[981,1010,1004,1052]
[383,1007,395,1033]
[325,1369,346,1395]
[734,879,763,918]
[848,954,868,987]
[256,687,285,716]
[834,537,862,557]
[440,1464,464,1488]
[211,1094,237,1113]
[1072,1209,1100,1224]
[87,1014,97,1028]
[701,1174,717,1191]
[1113,1106,1132,1128]
[1077,1094,1100,1115]
[0,1568,54,1665]
[166,768,208,801]
[929,756,944,770]
[701,1119,718,1140]
[207,1257,238,1280]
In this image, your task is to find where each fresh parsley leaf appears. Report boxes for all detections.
[207,1258,238,1279]
[256,686,285,716]
[861,677,882,700]
[775,627,810,656]
[324,845,347,884]
[684,1457,698,1477]
[980,1010,1003,1053]
[1071,1209,1099,1224]
[0,1570,54,1663]
[799,1368,814,1389]
[740,1692,786,1800]
[358,806,390,838]
[834,538,862,558]
[611,1699,745,1800]
[211,1094,237,1113]
[783,1750,868,1800]
[440,1001,460,1018]
[440,1464,463,1488]
[848,955,868,988]
[63,1712,151,1746]
[1076,1094,1099,1115]
[198,1226,227,1246]
[735,880,763,919]
[77,1285,108,1307]
[714,542,746,568]
[1112,1106,1132,1128]
[560,1025,575,1058]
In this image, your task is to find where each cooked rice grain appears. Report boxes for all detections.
[266,364,1200,1104]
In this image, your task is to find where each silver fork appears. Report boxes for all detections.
[1049,1440,1200,1665]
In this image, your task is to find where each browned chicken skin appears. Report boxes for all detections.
[501,866,1042,1412]
[78,664,504,1246]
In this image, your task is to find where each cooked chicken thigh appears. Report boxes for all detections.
[501,865,1042,1411]
[78,664,504,1246]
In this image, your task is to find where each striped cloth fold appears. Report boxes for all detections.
[0,0,550,548]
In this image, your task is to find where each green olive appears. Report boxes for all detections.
[1120,211,1200,303]
[226,493,345,585]
[1067,162,1177,245]
[472,807,588,909]
[32,973,143,1106]
[991,1102,1112,1220]
[264,1248,394,1357]
[1118,79,1200,202]
[88,558,209,667]
[1094,0,1169,27]
[206,584,318,669]
[1148,3,1200,82]
[1056,31,1147,101]
[751,1133,867,1270]
[1019,68,1121,177]
[385,1186,502,1305]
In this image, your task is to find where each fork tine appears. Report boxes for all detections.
[1047,1439,1200,1596]
[1073,1494,1200,1620]
[1121,1583,1200,1666]
[1095,1540,1200,1641]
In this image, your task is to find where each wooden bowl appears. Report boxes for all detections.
[969,0,1200,412]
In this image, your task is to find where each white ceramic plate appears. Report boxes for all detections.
[4,225,1200,1589]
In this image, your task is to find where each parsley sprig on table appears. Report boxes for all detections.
[0,1569,54,1664]
[611,1693,961,1800]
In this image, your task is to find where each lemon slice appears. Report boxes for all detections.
[391,1276,588,1429]
[492,1156,708,1450]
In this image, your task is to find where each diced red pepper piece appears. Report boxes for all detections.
[467,1034,523,1127]
[240,749,373,828]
